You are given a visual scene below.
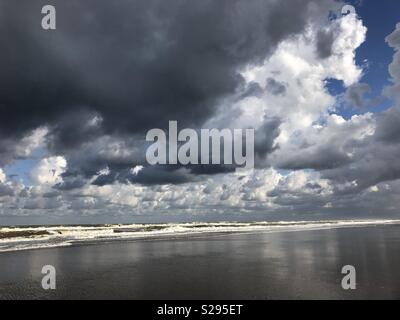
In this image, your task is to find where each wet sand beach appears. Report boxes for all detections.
[0,225,399,300]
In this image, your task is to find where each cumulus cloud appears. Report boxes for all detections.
[273,113,375,170]
[321,109,400,192]
[219,11,368,173]
[3,2,400,222]
[30,156,67,185]
[316,23,400,195]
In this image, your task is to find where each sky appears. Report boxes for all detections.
[1,0,400,225]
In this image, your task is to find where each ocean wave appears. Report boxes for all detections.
[1,219,399,253]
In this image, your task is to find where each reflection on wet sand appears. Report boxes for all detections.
[0,225,399,299]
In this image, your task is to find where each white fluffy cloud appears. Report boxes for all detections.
[70,167,333,216]
[30,156,67,186]
[209,13,366,132]
[0,168,6,184]
[206,12,369,177]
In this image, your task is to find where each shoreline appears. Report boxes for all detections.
[1,220,400,254]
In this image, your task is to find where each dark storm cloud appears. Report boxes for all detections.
[47,110,103,152]
[90,166,196,186]
[0,0,335,155]
[128,167,196,185]
[255,117,281,157]
[55,175,87,191]
[0,138,23,167]
[278,145,353,171]
[0,184,14,197]
[375,107,400,143]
